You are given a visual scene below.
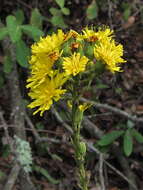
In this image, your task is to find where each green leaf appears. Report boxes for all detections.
[3,55,13,73]
[6,15,22,43]
[94,60,105,74]
[51,15,67,28]
[33,165,60,184]
[98,130,124,146]
[86,0,98,20]
[132,129,143,143]
[123,8,131,21]
[51,154,63,162]
[121,2,130,10]
[96,84,109,89]
[15,40,30,68]
[55,0,65,8]
[127,120,135,128]
[20,25,44,41]
[123,129,133,156]
[61,7,70,15]
[14,9,24,25]
[0,27,8,40]
[49,7,61,15]
[30,8,43,29]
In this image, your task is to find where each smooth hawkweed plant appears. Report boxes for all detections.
[27,26,126,190]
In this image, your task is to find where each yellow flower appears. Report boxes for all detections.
[27,30,66,89]
[31,29,66,55]
[64,29,79,40]
[95,28,113,42]
[63,53,89,76]
[27,72,67,116]
[27,57,54,89]
[78,103,92,112]
[94,40,126,73]
[81,27,98,42]
[81,27,113,42]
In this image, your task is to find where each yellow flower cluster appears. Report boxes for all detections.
[27,27,126,115]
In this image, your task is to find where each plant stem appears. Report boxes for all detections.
[71,78,89,190]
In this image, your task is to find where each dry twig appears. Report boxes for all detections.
[81,97,143,124]
[3,163,20,190]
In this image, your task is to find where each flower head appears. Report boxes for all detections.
[78,103,92,112]
[94,40,126,73]
[81,27,98,42]
[81,27,113,43]
[63,53,89,76]
[27,72,67,116]
[31,29,66,55]
[27,27,126,116]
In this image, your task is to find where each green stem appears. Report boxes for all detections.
[71,78,89,190]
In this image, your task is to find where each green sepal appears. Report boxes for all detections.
[74,108,83,127]
[62,39,73,56]
[94,60,105,74]
[84,43,94,59]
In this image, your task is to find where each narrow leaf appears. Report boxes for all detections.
[33,165,60,184]
[15,40,30,68]
[98,130,124,146]
[0,27,8,40]
[123,129,133,156]
[96,84,109,89]
[6,15,22,43]
[132,129,143,143]
[123,8,131,21]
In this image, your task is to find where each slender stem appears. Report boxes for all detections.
[71,78,89,190]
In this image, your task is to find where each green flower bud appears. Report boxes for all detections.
[62,38,74,56]
[79,142,86,156]
[85,44,94,59]
[74,108,83,127]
